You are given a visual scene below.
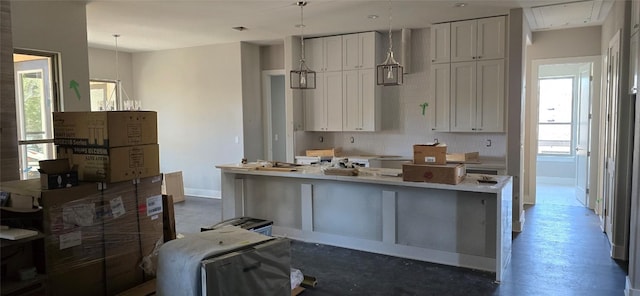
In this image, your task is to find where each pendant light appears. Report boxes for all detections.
[290,1,316,89]
[377,0,403,86]
[113,34,138,110]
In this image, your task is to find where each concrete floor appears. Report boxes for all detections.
[173,184,627,295]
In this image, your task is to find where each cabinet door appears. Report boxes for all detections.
[476,60,504,132]
[306,38,323,72]
[343,70,360,131]
[430,23,451,64]
[324,36,343,72]
[632,0,639,35]
[304,72,326,131]
[324,71,343,131]
[428,63,450,132]
[451,20,477,62]
[343,34,360,70]
[450,62,476,132]
[630,32,639,94]
[477,16,505,60]
[359,70,378,131]
[360,32,378,69]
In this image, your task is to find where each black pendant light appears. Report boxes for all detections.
[290,1,316,89]
[377,0,403,86]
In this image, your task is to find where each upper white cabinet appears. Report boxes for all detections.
[304,72,343,131]
[343,69,380,131]
[427,63,451,131]
[450,60,504,132]
[343,32,380,70]
[306,35,343,72]
[451,16,505,63]
[430,23,451,64]
[631,0,639,35]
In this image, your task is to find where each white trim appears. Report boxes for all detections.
[261,69,286,161]
[627,276,640,296]
[513,210,525,232]
[612,242,628,260]
[184,188,220,199]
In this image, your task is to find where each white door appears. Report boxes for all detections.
[450,61,476,132]
[430,23,451,64]
[304,72,326,131]
[342,70,360,131]
[342,34,360,70]
[476,16,506,61]
[324,71,343,131]
[428,63,450,131]
[450,20,476,62]
[575,63,592,206]
[476,59,504,132]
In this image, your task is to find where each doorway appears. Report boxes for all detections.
[262,70,286,161]
[528,56,601,208]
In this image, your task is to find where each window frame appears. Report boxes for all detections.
[536,75,577,156]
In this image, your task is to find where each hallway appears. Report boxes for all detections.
[174,191,627,295]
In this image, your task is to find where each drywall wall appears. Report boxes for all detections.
[261,44,284,70]
[10,1,90,111]
[241,42,264,162]
[87,47,135,102]
[132,42,244,198]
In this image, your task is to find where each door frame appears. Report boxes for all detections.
[261,69,286,161]
[525,56,601,207]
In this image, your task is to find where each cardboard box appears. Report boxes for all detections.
[413,143,447,165]
[136,175,164,266]
[446,152,480,163]
[53,111,157,148]
[38,159,79,189]
[402,163,466,185]
[306,148,341,157]
[57,144,160,183]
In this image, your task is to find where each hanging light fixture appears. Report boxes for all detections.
[290,1,316,89]
[377,0,403,86]
[112,34,138,110]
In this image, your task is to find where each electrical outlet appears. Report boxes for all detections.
[350,137,355,143]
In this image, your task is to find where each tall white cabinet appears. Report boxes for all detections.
[428,15,506,133]
[304,32,381,132]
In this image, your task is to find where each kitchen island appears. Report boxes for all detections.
[216,164,512,282]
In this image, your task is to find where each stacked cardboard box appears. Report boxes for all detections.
[0,177,164,296]
[403,144,466,185]
[53,111,159,183]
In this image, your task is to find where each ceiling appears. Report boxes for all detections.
[86,0,615,53]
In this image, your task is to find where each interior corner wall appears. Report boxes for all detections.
[241,42,264,162]
[260,44,284,71]
[132,42,244,198]
[507,8,525,231]
[10,1,90,111]
[1,0,19,181]
[88,47,135,100]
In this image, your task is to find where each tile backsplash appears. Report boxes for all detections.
[295,28,507,159]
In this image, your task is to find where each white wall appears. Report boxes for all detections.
[88,47,135,101]
[241,42,264,162]
[132,43,244,198]
[11,1,90,111]
[297,28,508,159]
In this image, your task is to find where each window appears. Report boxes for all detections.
[538,77,574,155]
[90,79,119,111]
[13,51,60,179]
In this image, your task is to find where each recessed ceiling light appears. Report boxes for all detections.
[232,26,248,31]
[454,3,467,8]
[368,15,379,19]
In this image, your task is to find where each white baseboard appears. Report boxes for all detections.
[626,276,640,296]
[513,210,525,232]
[184,188,221,199]
[536,177,575,186]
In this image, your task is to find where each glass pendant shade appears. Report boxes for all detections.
[291,60,316,89]
[377,51,403,86]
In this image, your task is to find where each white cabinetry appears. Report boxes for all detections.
[430,23,451,64]
[427,63,450,131]
[304,32,380,132]
[451,16,505,63]
[631,31,639,95]
[306,36,343,72]
[343,69,380,131]
[304,72,343,131]
[342,32,378,70]
[450,60,504,132]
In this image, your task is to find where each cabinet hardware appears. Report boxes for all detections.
[471,128,476,130]
[478,56,482,59]
[472,56,476,59]
[432,128,436,131]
